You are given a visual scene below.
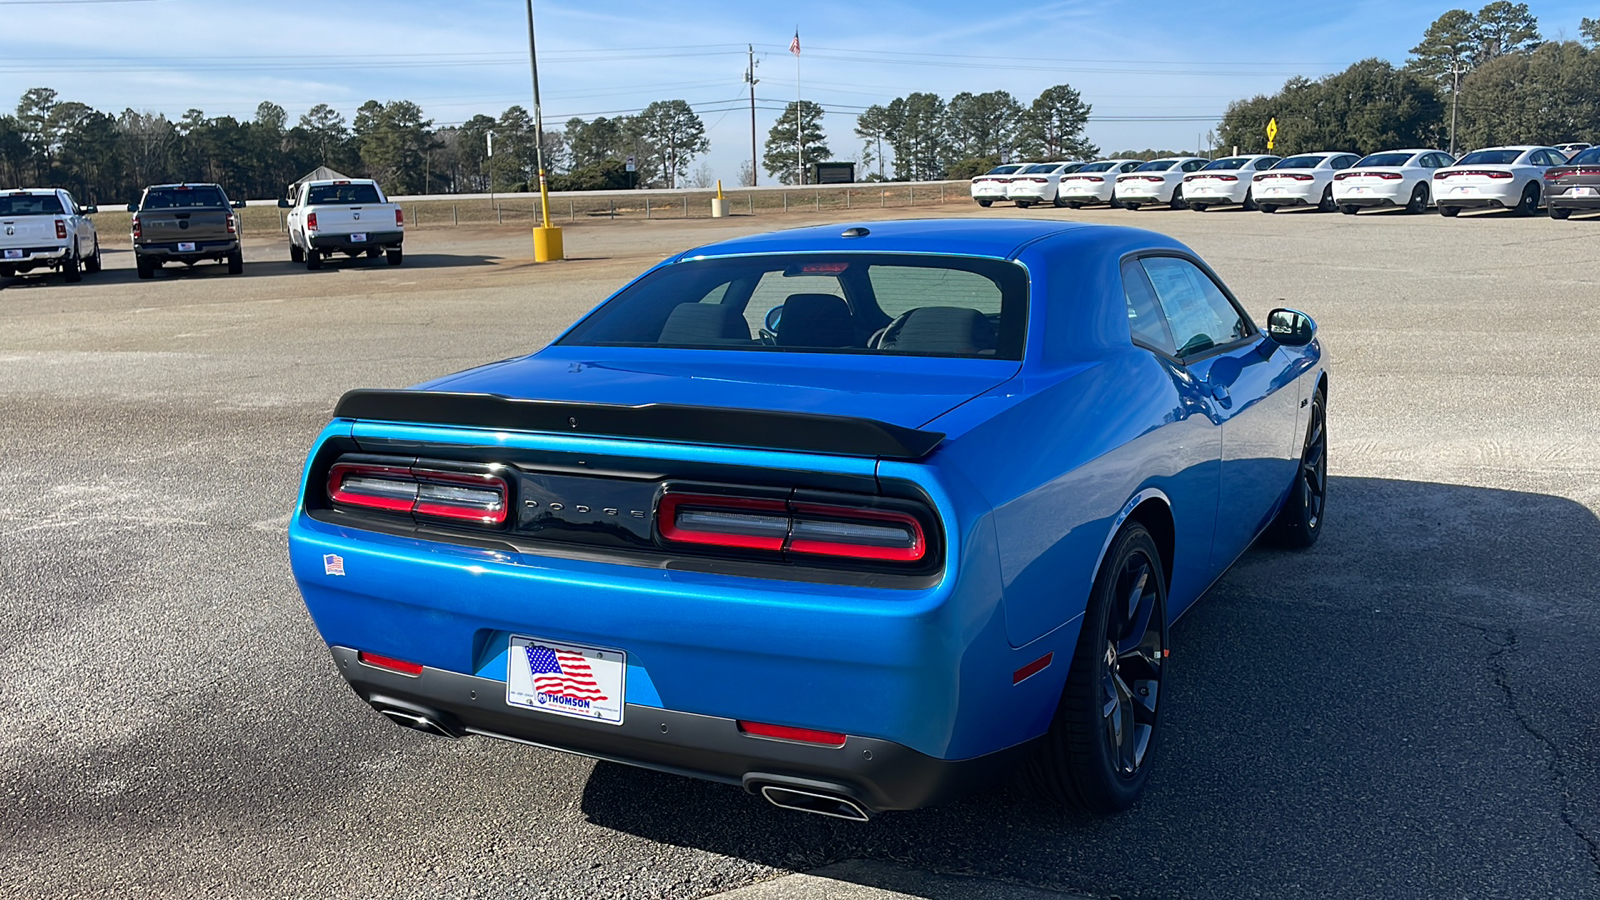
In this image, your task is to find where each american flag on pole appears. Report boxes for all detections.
[525,645,609,702]
[789,30,800,56]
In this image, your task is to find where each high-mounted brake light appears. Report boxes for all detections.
[799,262,849,274]
[738,721,847,747]
[306,212,319,231]
[357,651,423,676]
[656,492,927,563]
[327,461,508,526]
[55,219,67,239]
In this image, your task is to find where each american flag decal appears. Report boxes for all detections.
[322,554,345,576]
[525,645,609,703]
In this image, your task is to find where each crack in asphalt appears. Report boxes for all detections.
[1482,627,1600,878]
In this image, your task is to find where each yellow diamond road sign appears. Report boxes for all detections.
[1267,117,1278,150]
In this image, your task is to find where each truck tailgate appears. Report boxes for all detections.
[310,205,397,235]
[141,210,231,242]
[0,217,61,249]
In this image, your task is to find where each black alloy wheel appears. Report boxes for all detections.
[1027,522,1168,813]
[1405,183,1429,214]
[1270,388,1327,548]
[1317,185,1337,212]
[84,237,102,273]
[1513,182,1540,217]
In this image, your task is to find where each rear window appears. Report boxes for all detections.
[307,183,384,205]
[1273,155,1328,169]
[1200,157,1251,171]
[1570,147,1600,165]
[985,165,1023,175]
[0,193,64,216]
[140,187,229,210]
[1077,162,1117,173]
[1022,164,1060,174]
[1134,160,1176,172]
[1355,152,1418,167]
[1456,149,1523,166]
[559,254,1028,360]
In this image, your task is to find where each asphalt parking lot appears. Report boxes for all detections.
[3,203,1598,899]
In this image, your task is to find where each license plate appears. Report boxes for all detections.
[1572,187,1596,196]
[507,635,626,725]
[1452,186,1477,195]
[1265,187,1287,195]
[177,242,196,252]
[2,249,21,259]
[351,232,367,242]
[1349,187,1370,195]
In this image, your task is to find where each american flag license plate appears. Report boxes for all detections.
[507,635,627,725]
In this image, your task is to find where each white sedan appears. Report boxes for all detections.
[1056,159,1144,208]
[1432,145,1567,217]
[1251,152,1362,213]
[1006,161,1088,208]
[1331,149,1455,215]
[1182,155,1282,210]
[971,164,1025,207]
[1114,157,1210,210]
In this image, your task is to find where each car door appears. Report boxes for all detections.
[1136,255,1302,575]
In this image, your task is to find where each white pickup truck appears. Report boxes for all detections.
[0,188,102,283]
[279,178,403,270]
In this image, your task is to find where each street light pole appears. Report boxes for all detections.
[1449,63,1463,157]
[525,0,563,261]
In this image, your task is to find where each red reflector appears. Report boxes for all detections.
[1013,652,1054,685]
[358,651,423,676]
[738,721,847,746]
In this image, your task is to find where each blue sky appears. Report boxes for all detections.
[3,0,1595,180]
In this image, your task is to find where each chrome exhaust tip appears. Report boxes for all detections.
[370,700,458,738]
[758,785,872,822]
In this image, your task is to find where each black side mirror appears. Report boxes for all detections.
[277,198,292,209]
[232,200,248,209]
[764,305,783,334]
[82,205,98,215]
[126,203,139,213]
[1267,308,1317,347]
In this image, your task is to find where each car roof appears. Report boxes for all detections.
[305,178,379,186]
[677,219,1109,262]
[1364,148,1438,155]
[1468,145,1547,151]
[146,183,224,189]
[2,188,59,193]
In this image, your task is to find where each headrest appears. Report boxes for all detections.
[657,303,751,344]
[879,307,996,355]
[777,293,857,348]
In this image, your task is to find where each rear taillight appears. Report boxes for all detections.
[1486,171,1513,179]
[1214,175,1238,182]
[226,214,237,235]
[396,208,404,226]
[357,651,423,676]
[1439,170,1512,179]
[738,721,847,746]
[55,219,67,239]
[327,460,508,526]
[131,216,141,239]
[306,212,319,231]
[1076,176,1104,183]
[657,491,928,563]
[1287,174,1313,181]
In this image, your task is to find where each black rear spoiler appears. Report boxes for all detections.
[333,390,945,461]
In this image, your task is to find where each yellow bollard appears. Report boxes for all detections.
[533,226,564,262]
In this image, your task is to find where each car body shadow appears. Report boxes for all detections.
[262,253,503,274]
[577,475,1600,897]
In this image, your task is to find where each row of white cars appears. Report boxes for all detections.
[971,145,1592,217]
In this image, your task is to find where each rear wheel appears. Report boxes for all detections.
[84,238,102,273]
[1053,194,1068,209]
[1191,203,1209,212]
[290,243,304,263]
[1016,200,1033,209]
[1026,522,1168,814]
[136,257,154,279]
[226,249,244,275]
[306,249,322,270]
[386,247,403,266]
[1066,201,1083,210]
[1242,189,1258,212]
[1168,186,1186,210]
[1260,203,1278,214]
[1513,182,1540,217]
[1405,183,1429,214]
[977,199,993,208]
[1269,388,1327,548]
[1549,205,1572,220]
[62,251,81,283]
[1339,205,1359,215]
[1438,205,1460,217]
[1123,203,1142,211]
[1317,186,1337,212]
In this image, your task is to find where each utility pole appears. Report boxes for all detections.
[524,0,563,261]
[1449,62,1464,156]
[745,45,759,186]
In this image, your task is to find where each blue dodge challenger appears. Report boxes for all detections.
[289,220,1327,820]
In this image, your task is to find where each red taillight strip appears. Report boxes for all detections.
[327,461,508,526]
[657,493,930,563]
[788,503,925,562]
[658,493,788,551]
[738,720,847,747]
[357,651,423,676]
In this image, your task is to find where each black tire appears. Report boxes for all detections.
[1339,205,1359,215]
[1438,205,1460,217]
[1026,522,1168,814]
[227,249,244,275]
[1269,388,1327,548]
[290,243,304,263]
[62,251,81,283]
[84,238,102,273]
[306,250,322,270]
[1405,183,1429,215]
[1066,201,1082,210]
[1513,182,1540,217]
[977,200,993,208]
[1016,200,1033,209]
[386,247,403,266]
[1317,186,1337,213]
[1053,194,1068,209]
[1242,189,1258,212]
[1168,186,1186,210]
[1260,203,1278,214]
[1123,203,1142,211]
[1109,194,1123,210]
[1549,205,1572,220]
[0,265,14,279]
[367,247,382,258]
[1191,203,1209,212]
[136,257,154,279]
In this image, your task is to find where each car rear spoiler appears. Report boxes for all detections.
[333,389,946,460]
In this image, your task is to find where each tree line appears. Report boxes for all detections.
[1220,4,1600,156]
[0,89,714,203]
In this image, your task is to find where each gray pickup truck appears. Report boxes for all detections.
[128,183,247,279]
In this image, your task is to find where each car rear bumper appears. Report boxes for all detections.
[329,644,1023,814]
[0,246,68,265]
[1184,184,1249,203]
[1548,194,1600,210]
[135,240,239,261]
[309,230,403,252]
[1334,195,1402,208]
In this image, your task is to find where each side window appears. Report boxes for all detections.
[1138,257,1249,359]
[1122,259,1177,356]
[1181,159,1208,172]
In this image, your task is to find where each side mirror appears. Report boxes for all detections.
[82,205,98,215]
[764,305,783,334]
[232,200,248,209]
[1267,308,1317,347]
[126,203,139,213]
[277,198,292,209]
